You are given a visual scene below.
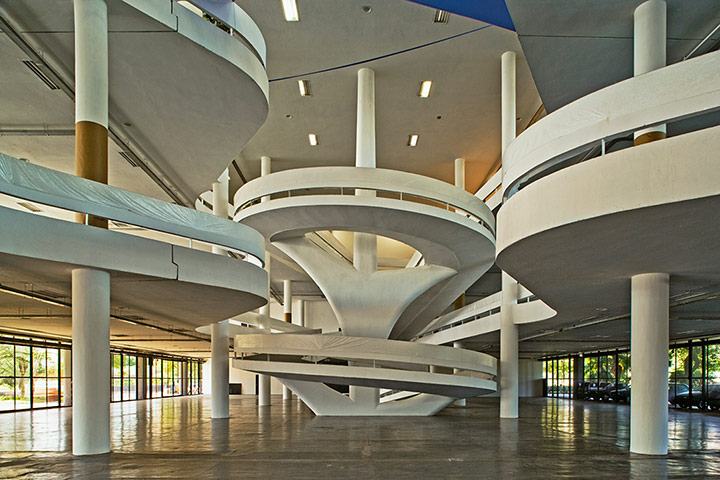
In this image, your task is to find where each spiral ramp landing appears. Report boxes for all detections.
[497,51,720,339]
[232,166,497,415]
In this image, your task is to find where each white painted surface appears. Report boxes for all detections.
[74,0,108,127]
[72,268,110,455]
[634,0,667,139]
[501,51,516,156]
[282,279,292,400]
[210,320,229,418]
[500,272,519,418]
[454,158,465,191]
[630,273,669,455]
[355,68,376,169]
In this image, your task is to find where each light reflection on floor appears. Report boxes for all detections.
[0,396,718,479]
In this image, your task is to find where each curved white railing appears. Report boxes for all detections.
[0,153,265,264]
[180,0,267,65]
[233,167,495,234]
[503,51,720,199]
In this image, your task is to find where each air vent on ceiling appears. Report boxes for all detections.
[21,60,60,90]
[17,201,42,213]
[433,10,449,23]
[118,151,139,167]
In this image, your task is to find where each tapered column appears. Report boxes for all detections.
[500,272,519,418]
[634,0,666,145]
[630,273,669,455]
[350,67,379,407]
[210,171,230,418]
[282,280,292,401]
[499,50,519,419]
[453,341,466,407]
[61,349,72,406]
[72,0,110,457]
[72,268,110,455]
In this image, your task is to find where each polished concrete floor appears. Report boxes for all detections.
[0,395,719,479]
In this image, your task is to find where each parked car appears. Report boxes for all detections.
[670,389,704,409]
[575,382,593,400]
[605,383,630,402]
[587,382,613,400]
[668,383,689,403]
[706,384,720,411]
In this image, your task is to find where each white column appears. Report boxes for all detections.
[72,268,110,456]
[350,67,378,407]
[61,349,72,406]
[500,273,519,418]
[454,158,465,191]
[499,50,519,419]
[297,299,306,328]
[453,341,466,407]
[634,0,667,144]
[210,171,230,418]
[260,156,271,203]
[630,273,669,455]
[74,0,108,126]
[282,280,292,401]
[211,320,229,418]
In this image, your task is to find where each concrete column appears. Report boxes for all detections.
[211,320,230,418]
[210,171,230,418]
[630,273,669,455]
[634,0,667,145]
[72,0,110,457]
[297,299,306,328]
[350,67,379,407]
[500,272,519,418]
[260,156,271,202]
[499,50,519,419]
[453,341,466,407]
[61,349,72,406]
[454,158,465,191]
[137,357,146,400]
[258,254,271,407]
[282,280,292,401]
[71,268,110,455]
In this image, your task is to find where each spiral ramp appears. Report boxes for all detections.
[231,166,498,415]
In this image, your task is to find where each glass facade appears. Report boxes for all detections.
[543,338,720,410]
[0,334,203,413]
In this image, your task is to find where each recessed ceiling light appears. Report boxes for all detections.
[308,133,318,146]
[433,9,449,23]
[281,0,299,22]
[285,114,293,119]
[418,80,432,98]
[408,134,419,147]
[298,79,312,96]
[361,5,372,13]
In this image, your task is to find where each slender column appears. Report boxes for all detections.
[500,273,519,418]
[282,280,292,401]
[72,269,110,455]
[499,50,519,419]
[258,158,272,405]
[454,158,465,191]
[297,299,306,328]
[350,67,379,407]
[260,156,271,203]
[61,349,72,406]
[453,341,466,407]
[634,0,667,145]
[72,0,110,457]
[209,171,230,418]
[211,320,230,418]
[630,273,669,455]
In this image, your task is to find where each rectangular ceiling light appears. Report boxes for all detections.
[418,80,432,98]
[408,134,419,147]
[433,10,449,23]
[282,0,300,21]
[308,133,318,146]
[298,79,312,96]
[17,201,42,213]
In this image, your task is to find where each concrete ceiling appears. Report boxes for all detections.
[233,0,541,193]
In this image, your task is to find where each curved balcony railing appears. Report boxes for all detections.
[502,50,720,200]
[178,0,267,66]
[233,166,496,235]
[0,153,265,265]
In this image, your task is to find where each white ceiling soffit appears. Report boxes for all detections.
[233,0,540,194]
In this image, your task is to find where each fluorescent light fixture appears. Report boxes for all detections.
[298,79,312,96]
[433,9,449,23]
[418,80,432,98]
[308,133,318,146]
[408,134,419,147]
[281,0,299,21]
[17,201,42,213]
